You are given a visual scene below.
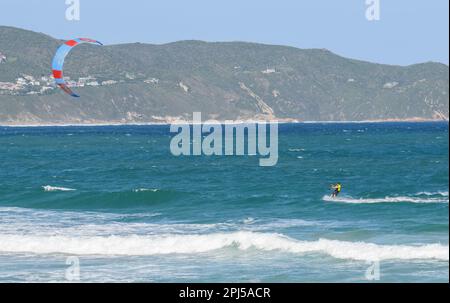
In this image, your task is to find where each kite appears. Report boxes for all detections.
[51,38,103,97]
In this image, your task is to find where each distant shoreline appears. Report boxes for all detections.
[1,118,448,127]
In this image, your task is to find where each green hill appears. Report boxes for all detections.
[0,26,448,124]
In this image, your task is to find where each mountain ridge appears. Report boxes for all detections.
[0,26,448,125]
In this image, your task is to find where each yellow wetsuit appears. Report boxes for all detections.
[332,184,341,197]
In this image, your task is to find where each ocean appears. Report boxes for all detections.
[0,122,448,282]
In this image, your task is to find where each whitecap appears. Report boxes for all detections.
[42,185,76,192]
[415,191,448,197]
[133,188,159,193]
[0,231,447,261]
[322,195,448,204]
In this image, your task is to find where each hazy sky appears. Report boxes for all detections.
[1,0,448,65]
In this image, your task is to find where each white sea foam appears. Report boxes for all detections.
[323,195,449,204]
[0,206,328,238]
[254,218,322,229]
[242,217,255,224]
[415,191,448,197]
[42,185,76,192]
[0,231,447,261]
[133,188,159,193]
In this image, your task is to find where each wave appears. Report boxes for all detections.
[42,185,76,192]
[0,206,161,220]
[242,217,255,224]
[15,188,183,209]
[0,232,447,261]
[0,206,329,238]
[251,218,323,229]
[133,188,159,193]
[322,195,449,204]
[415,191,448,197]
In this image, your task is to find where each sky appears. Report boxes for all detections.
[0,0,448,66]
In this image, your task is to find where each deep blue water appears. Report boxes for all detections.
[0,122,448,282]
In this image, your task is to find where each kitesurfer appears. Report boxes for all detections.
[330,183,341,198]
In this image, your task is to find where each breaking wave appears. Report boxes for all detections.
[322,195,449,204]
[42,185,76,192]
[0,231,447,261]
[133,188,160,193]
[415,191,448,197]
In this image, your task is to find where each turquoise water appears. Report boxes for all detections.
[0,122,448,282]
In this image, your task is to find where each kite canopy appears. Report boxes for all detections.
[51,38,103,97]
